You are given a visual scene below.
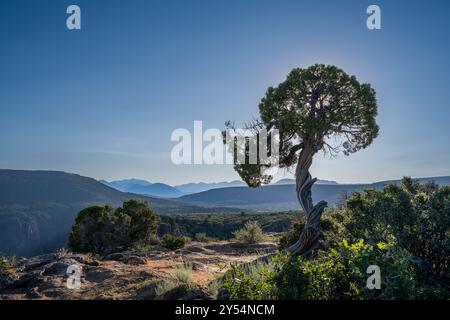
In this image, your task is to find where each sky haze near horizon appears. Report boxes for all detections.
[1,0,449,185]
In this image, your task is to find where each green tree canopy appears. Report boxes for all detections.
[68,200,158,254]
[228,64,379,187]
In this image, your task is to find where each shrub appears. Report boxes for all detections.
[208,279,223,298]
[223,240,423,300]
[223,178,450,300]
[155,262,196,299]
[194,233,217,243]
[173,262,193,283]
[155,280,178,298]
[278,210,349,251]
[158,211,295,241]
[0,256,12,274]
[68,200,158,254]
[278,221,304,250]
[275,240,419,300]
[233,221,266,244]
[221,260,277,300]
[160,234,189,250]
[342,178,450,293]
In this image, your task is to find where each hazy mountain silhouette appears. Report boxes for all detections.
[100,179,184,198]
[274,178,338,185]
[124,183,185,198]
[102,178,337,196]
[103,179,249,195]
[178,176,450,211]
[175,181,246,194]
[100,178,151,191]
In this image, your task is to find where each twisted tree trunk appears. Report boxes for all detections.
[233,144,328,273]
[285,143,327,258]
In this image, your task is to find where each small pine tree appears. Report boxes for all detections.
[233,221,266,244]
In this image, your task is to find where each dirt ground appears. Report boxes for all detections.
[0,241,277,300]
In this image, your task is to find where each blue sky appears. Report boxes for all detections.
[0,0,449,185]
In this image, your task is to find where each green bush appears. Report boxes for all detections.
[155,280,178,298]
[160,234,189,250]
[222,240,424,300]
[342,178,449,293]
[278,221,304,250]
[159,211,295,241]
[275,240,418,300]
[223,178,449,300]
[0,256,11,274]
[278,209,349,251]
[155,262,196,299]
[194,233,217,243]
[233,221,267,244]
[173,262,193,283]
[221,260,277,300]
[68,200,158,254]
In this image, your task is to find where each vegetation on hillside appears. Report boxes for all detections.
[68,201,295,255]
[0,256,12,274]
[220,178,450,299]
[159,212,295,240]
[194,233,218,243]
[160,234,189,250]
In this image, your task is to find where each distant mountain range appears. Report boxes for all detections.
[100,179,184,198]
[274,178,338,185]
[99,178,151,190]
[178,176,450,211]
[175,181,247,194]
[100,178,338,198]
[100,179,249,197]
[101,175,450,212]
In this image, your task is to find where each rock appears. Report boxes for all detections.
[44,289,67,299]
[84,269,114,283]
[136,283,157,300]
[0,274,17,291]
[71,254,99,266]
[103,252,147,265]
[181,289,215,300]
[191,261,205,271]
[163,284,191,300]
[142,246,171,257]
[42,259,80,276]
[185,246,207,253]
[21,258,54,272]
[103,253,124,261]
[0,294,21,300]
[217,288,230,300]
[122,256,146,265]
[26,287,42,299]
[10,273,43,290]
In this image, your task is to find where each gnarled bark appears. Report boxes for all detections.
[236,145,328,270]
[285,145,327,258]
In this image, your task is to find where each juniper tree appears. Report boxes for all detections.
[225,64,379,257]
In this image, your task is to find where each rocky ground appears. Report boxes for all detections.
[0,241,277,300]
